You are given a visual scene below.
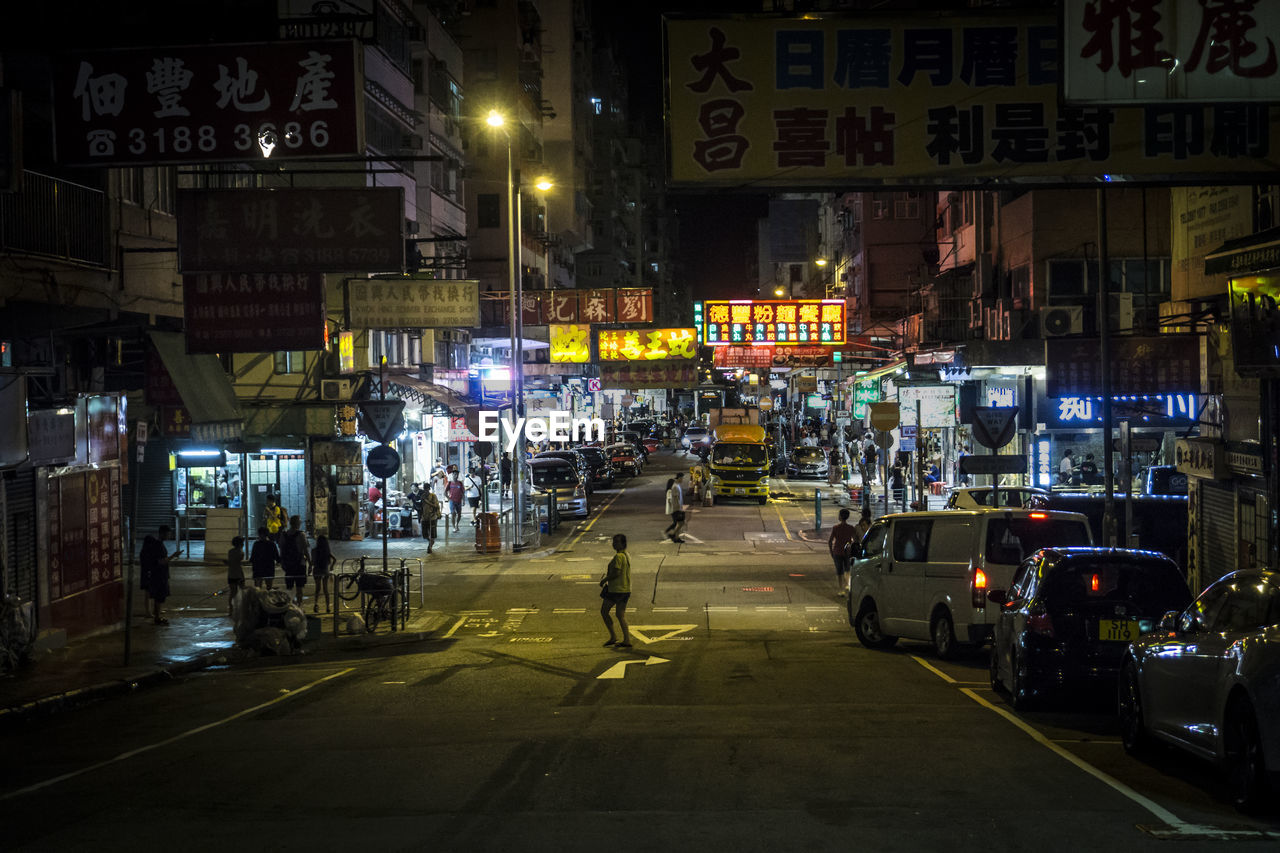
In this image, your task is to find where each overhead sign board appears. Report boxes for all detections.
[664,13,1280,188]
[184,272,326,352]
[53,40,363,166]
[702,300,845,346]
[960,454,1028,475]
[353,277,480,329]
[598,328,697,361]
[178,187,404,274]
[971,406,1018,449]
[1062,0,1280,105]
[549,324,592,363]
[1046,336,1199,397]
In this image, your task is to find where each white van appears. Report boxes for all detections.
[846,508,1093,659]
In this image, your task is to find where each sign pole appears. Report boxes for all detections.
[380,358,389,577]
[1099,189,1117,546]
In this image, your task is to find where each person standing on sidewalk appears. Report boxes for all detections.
[465,466,483,525]
[140,524,178,625]
[280,515,310,606]
[600,533,633,648]
[422,488,442,553]
[500,452,512,500]
[226,535,246,616]
[263,494,287,545]
[827,508,859,595]
[250,526,280,589]
[311,533,334,613]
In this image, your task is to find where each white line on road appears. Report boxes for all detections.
[804,606,841,612]
[2,667,355,801]
[553,608,586,614]
[704,606,737,613]
[652,607,689,613]
[911,655,1280,840]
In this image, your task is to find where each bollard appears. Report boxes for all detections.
[814,488,822,533]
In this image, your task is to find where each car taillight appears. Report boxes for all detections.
[972,567,988,609]
[1090,573,1100,592]
[1029,511,1048,520]
[1027,612,1055,637]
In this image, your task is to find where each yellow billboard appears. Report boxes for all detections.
[664,12,1280,187]
[549,324,591,363]
[598,328,698,361]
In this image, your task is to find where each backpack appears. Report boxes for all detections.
[280,529,304,564]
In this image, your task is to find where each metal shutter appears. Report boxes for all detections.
[1198,480,1237,588]
[3,470,38,602]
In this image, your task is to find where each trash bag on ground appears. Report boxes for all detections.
[232,587,307,651]
[250,627,293,656]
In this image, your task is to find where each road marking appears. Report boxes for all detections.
[506,608,539,613]
[755,606,788,613]
[773,502,794,541]
[442,616,469,639]
[560,486,628,551]
[629,625,697,643]
[561,574,594,580]
[597,655,670,680]
[704,606,737,613]
[1,667,354,801]
[805,606,841,613]
[553,608,586,614]
[652,607,689,613]
[911,655,1280,841]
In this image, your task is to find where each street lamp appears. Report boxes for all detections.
[487,110,527,551]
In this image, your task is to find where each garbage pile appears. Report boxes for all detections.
[231,587,308,655]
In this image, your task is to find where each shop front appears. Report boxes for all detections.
[1178,437,1270,593]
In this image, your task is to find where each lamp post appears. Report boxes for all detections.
[488,110,526,551]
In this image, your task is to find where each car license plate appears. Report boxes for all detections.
[1097,619,1140,642]
[734,488,745,495]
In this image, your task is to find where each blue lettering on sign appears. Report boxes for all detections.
[1050,394,1197,425]
[987,387,1016,407]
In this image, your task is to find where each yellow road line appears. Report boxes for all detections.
[3,667,355,800]
[560,486,627,551]
[773,501,794,541]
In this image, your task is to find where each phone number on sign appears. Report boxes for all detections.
[88,120,334,157]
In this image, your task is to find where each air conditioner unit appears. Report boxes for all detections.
[320,378,353,401]
[1108,292,1134,332]
[1040,305,1084,337]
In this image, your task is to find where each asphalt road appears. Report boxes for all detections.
[2,451,1277,852]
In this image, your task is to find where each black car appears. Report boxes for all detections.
[988,547,1191,710]
[534,450,594,495]
[574,445,616,489]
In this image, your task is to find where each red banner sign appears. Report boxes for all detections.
[48,468,122,601]
[504,289,654,325]
[184,272,326,352]
[54,40,363,166]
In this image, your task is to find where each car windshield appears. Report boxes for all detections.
[713,443,768,466]
[532,465,578,487]
[985,519,1091,565]
[969,489,1039,507]
[1043,559,1190,613]
[686,427,707,435]
[794,448,825,461]
[578,448,605,465]
[606,445,634,457]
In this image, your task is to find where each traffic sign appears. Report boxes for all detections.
[874,430,895,451]
[359,399,406,445]
[972,406,1018,449]
[758,396,774,411]
[587,377,602,392]
[959,454,1027,475]
[869,401,900,431]
[366,445,401,479]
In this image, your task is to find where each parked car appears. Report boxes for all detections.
[621,430,659,456]
[574,445,616,489]
[529,457,589,519]
[681,426,711,451]
[786,446,829,479]
[1142,464,1188,496]
[847,508,1094,658]
[946,487,1050,510]
[1118,569,1280,813]
[988,547,1191,710]
[534,449,594,495]
[605,442,643,477]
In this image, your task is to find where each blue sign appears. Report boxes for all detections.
[1045,394,1197,429]
[366,445,401,479]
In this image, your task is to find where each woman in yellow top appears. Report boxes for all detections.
[600,533,632,648]
[263,494,287,543]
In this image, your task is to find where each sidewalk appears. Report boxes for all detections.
[0,515,566,728]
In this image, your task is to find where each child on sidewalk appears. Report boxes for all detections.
[226,536,246,616]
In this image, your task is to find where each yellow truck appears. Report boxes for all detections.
[708,424,771,504]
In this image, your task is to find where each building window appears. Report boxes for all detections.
[273,351,305,374]
[871,199,890,219]
[894,192,919,220]
[155,167,176,214]
[590,97,603,115]
[477,193,500,229]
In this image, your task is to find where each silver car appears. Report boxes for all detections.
[1118,569,1280,812]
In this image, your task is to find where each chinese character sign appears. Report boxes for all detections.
[664,14,1280,187]
[598,328,697,361]
[352,277,480,329]
[549,324,591,363]
[54,40,362,165]
[185,272,326,352]
[702,300,845,346]
[1063,0,1280,104]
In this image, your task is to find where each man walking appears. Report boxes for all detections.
[445,472,465,531]
[828,508,859,595]
[249,526,280,589]
[279,515,310,606]
[500,452,512,500]
[664,472,687,543]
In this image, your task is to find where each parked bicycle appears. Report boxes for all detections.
[336,564,409,632]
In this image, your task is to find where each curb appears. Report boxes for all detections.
[0,651,229,728]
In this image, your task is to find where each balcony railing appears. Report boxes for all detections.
[0,170,108,266]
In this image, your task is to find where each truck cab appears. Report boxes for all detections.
[708,424,770,504]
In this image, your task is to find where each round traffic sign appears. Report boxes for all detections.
[869,401,900,431]
[365,445,401,479]
[758,396,774,411]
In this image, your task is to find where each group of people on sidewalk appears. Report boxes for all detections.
[224,518,336,613]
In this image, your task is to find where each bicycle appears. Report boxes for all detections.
[336,566,409,632]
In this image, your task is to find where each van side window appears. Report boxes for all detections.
[893,519,932,562]
[862,521,888,559]
[927,519,972,562]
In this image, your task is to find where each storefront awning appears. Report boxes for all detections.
[1204,226,1280,277]
[386,372,477,415]
[148,331,242,437]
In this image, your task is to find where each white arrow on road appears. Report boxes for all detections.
[597,655,669,680]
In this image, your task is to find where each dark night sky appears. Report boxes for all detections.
[593,1,770,301]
